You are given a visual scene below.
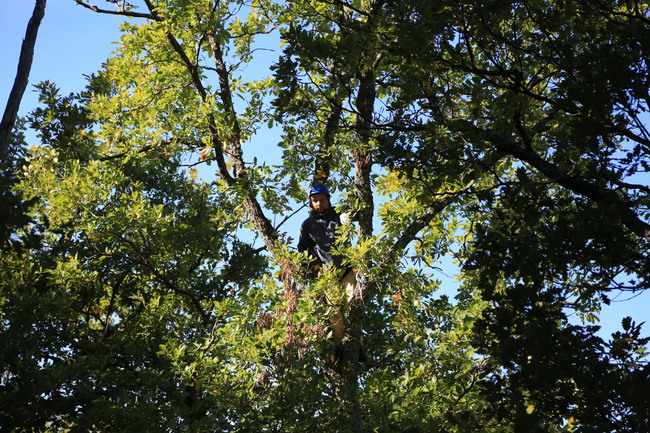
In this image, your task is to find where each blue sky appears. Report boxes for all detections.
[1,1,127,117]
[2,0,649,344]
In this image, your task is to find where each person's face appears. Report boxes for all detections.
[310,193,330,213]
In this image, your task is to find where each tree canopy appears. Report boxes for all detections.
[1,1,649,432]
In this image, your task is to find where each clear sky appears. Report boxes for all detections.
[0,0,130,119]
[2,0,648,345]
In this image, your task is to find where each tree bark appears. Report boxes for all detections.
[0,0,46,158]
[329,12,382,432]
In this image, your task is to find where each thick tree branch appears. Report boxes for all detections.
[0,0,46,158]
[449,116,650,241]
[79,2,237,185]
[138,2,279,253]
[138,1,238,189]
[611,125,650,150]
[206,33,245,178]
[352,67,378,239]
[75,0,281,260]
[379,195,456,269]
[315,84,344,183]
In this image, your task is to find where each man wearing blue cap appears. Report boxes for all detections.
[298,183,356,346]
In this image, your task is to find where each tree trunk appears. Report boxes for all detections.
[327,39,380,433]
[0,0,46,158]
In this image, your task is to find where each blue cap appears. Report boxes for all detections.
[309,184,330,197]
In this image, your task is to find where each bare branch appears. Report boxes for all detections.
[0,0,46,158]
[73,0,154,19]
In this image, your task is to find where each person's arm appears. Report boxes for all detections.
[297,220,311,253]
[297,220,322,276]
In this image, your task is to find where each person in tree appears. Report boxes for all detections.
[298,183,356,346]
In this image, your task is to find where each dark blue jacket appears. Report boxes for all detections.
[298,207,344,269]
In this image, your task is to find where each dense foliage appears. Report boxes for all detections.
[1,1,649,432]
